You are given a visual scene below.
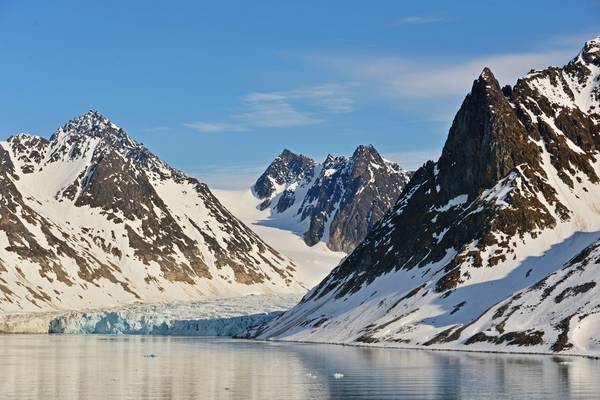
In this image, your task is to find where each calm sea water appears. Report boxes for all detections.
[0,335,599,399]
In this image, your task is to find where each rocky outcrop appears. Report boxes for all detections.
[254,149,315,201]
[254,145,412,252]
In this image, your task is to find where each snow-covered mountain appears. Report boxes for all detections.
[212,189,346,289]
[0,111,306,313]
[257,36,600,355]
[253,145,413,252]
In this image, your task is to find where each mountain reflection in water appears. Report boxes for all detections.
[0,335,598,400]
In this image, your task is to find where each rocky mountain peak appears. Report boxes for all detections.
[352,143,376,155]
[473,67,504,99]
[351,144,388,165]
[478,67,497,84]
[351,144,380,162]
[279,148,297,159]
[321,154,340,165]
[51,110,126,142]
[579,36,600,65]
[40,109,156,170]
[436,66,537,198]
[254,149,315,199]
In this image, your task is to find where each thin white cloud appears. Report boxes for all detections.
[309,48,576,101]
[233,98,323,128]
[184,121,246,133]
[544,31,600,48]
[185,84,354,133]
[397,16,444,25]
[267,84,355,113]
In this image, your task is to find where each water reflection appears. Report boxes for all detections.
[0,335,598,399]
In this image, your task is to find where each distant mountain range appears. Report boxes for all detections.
[254,145,412,252]
[0,111,306,313]
[257,36,600,356]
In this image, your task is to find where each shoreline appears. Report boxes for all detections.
[3,297,599,360]
[253,337,600,360]
[2,320,599,360]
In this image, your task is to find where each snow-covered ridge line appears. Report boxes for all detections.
[0,110,306,313]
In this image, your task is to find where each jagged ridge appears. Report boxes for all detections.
[254,145,412,252]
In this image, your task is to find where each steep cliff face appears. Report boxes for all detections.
[256,36,600,355]
[254,149,316,201]
[254,145,412,252]
[0,111,305,313]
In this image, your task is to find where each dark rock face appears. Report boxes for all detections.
[254,145,413,252]
[437,68,540,196]
[254,149,315,201]
[0,110,303,312]
[309,68,564,299]
[321,145,413,253]
[257,36,600,352]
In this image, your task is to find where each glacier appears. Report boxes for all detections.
[0,294,300,336]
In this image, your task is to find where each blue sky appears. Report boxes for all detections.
[0,1,599,188]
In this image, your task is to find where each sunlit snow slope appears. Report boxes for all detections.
[0,111,306,313]
[213,189,345,288]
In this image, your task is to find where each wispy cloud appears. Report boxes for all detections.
[396,15,444,25]
[289,36,586,126]
[185,84,354,133]
[246,84,355,113]
[309,49,575,101]
[544,31,600,48]
[233,97,323,128]
[183,121,246,133]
